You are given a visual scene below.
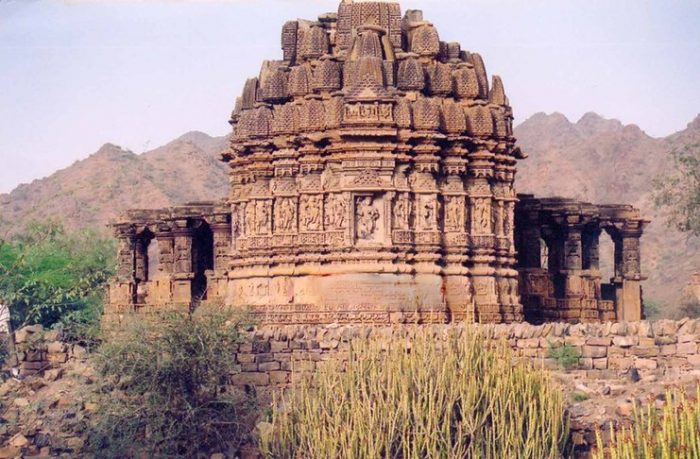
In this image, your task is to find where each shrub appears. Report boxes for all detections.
[548,342,581,370]
[595,386,700,459]
[88,308,257,458]
[260,329,570,459]
[0,222,115,333]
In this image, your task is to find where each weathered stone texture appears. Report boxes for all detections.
[104,0,648,327]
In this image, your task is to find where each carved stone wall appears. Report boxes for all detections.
[515,195,649,324]
[222,0,524,324]
[105,0,648,327]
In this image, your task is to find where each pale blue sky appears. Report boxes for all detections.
[0,0,698,193]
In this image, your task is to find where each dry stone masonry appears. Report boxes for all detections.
[105,0,648,326]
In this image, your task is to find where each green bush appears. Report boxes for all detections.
[548,342,581,370]
[595,386,700,458]
[261,329,570,459]
[88,308,257,458]
[0,222,115,335]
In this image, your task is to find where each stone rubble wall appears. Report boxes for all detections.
[230,319,700,389]
[12,325,86,377]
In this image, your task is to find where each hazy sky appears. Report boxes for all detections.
[1,0,699,194]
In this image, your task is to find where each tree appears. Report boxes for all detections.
[0,221,116,333]
[653,143,700,237]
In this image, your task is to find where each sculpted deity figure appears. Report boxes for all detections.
[356,197,380,240]
[422,197,437,230]
[256,201,270,234]
[326,194,348,230]
[276,198,297,233]
[302,195,323,231]
[393,193,410,230]
[244,202,256,236]
[232,204,242,238]
[474,199,491,234]
[445,197,461,231]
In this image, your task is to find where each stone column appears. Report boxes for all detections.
[113,226,137,307]
[615,225,645,321]
[171,221,194,306]
[210,217,232,302]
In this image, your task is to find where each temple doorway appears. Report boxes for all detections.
[191,221,214,304]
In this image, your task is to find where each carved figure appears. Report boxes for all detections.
[393,193,410,230]
[302,195,323,231]
[256,201,270,234]
[445,197,461,231]
[356,197,380,240]
[326,194,348,230]
[421,197,437,230]
[244,202,256,236]
[276,198,297,233]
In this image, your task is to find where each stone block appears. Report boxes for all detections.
[47,341,66,354]
[581,346,607,358]
[586,337,612,346]
[593,358,608,370]
[270,371,290,385]
[237,353,255,364]
[271,341,289,352]
[258,361,281,372]
[634,358,658,370]
[677,342,698,355]
[232,372,269,387]
[687,354,700,367]
[256,353,276,363]
[293,360,315,372]
[630,346,659,357]
[241,362,258,372]
[678,334,699,343]
[612,336,637,347]
[579,358,593,370]
[660,344,677,355]
[47,353,68,364]
[608,356,633,370]
[564,336,585,346]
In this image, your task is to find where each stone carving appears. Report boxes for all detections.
[325,194,348,230]
[393,193,411,230]
[444,196,463,231]
[301,195,323,231]
[420,196,438,231]
[356,197,380,240]
[107,1,648,328]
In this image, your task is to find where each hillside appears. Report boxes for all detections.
[0,132,229,236]
[515,112,700,310]
[2,115,699,310]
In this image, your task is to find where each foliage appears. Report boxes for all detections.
[677,299,700,319]
[595,386,700,459]
[0,221,115,332]
[260,329,570,459]
[88,308,257,458]
[653,143,700,237]
[548,342,581,370]
[643,301,663,320]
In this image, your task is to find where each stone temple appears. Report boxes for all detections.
[105,0,649,326]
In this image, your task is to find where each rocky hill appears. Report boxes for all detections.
[0,132,230,236]
[2,115,699,311]
[516,112,700,311]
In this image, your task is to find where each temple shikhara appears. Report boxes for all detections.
[105,0,649,326]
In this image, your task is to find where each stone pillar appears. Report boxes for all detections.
[134,236,149,284]
[615,226,645,321]
[210,217,232,302]
[582,227,601,271]
[113,226,137,306]
[172,221,194,306]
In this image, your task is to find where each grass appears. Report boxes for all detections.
[595,386,700,459]
[260,328,570,459]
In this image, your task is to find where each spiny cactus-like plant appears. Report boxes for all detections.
[260,329,570,459]
[595,386,700,459]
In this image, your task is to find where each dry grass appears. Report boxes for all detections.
[595,386,700,459]
[260,329,570,458]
